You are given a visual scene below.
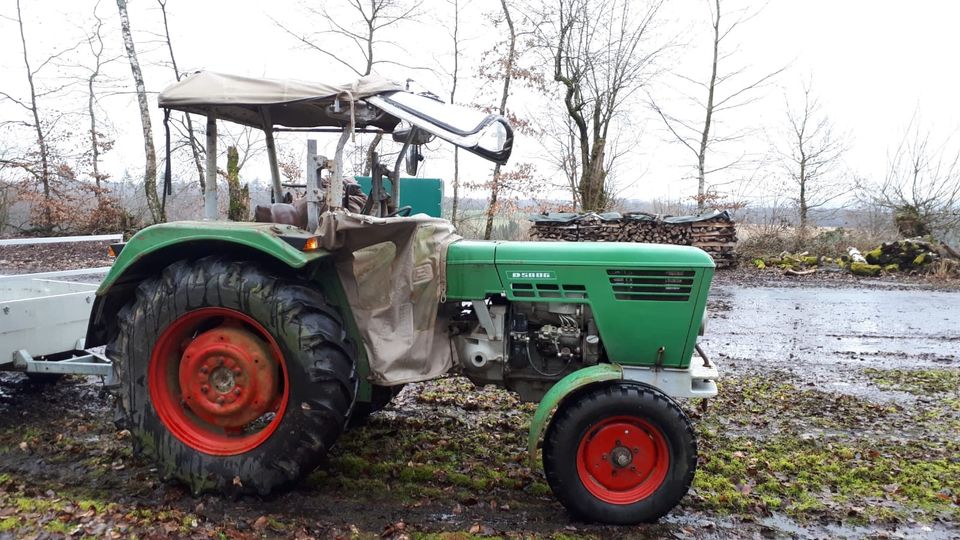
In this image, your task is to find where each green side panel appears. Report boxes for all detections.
[355,176,443,218]
[496,242,715,369]
[98,221,328,294]
[445,240,504,300]
[527,363,623,467]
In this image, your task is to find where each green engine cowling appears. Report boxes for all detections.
[447,241,716,401]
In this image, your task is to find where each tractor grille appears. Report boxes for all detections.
[510,283,588,299]
[607,269,694,301]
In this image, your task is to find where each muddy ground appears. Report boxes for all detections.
[0,244,958,539]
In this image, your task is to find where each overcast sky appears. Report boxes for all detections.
[1,0,959,208]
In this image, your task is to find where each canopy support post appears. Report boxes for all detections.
[260,108,283,203]
[203,116,218,220]
[306,139,320,231]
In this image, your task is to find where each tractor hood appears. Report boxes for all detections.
[158,71,513,164]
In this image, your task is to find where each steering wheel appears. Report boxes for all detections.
[388,205,413,217]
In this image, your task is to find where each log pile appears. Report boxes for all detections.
[529,210,738,268]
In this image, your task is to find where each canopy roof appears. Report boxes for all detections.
[158,71,513,165]
[158,71,404,130]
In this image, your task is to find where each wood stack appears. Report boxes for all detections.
[619,218,692,245]
[529,210,738,268]
[688,215,737,268]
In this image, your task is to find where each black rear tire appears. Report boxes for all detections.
[543,382,696,524]
[348,384,404,428]
[107,256,357,496]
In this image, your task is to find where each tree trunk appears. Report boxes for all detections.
[88,73,100,192]
[449,0,461,226]
[579,137,607,211]
[484,165,502,240]
[117,0,163,223]
[15,0,51,230]
[226,146,249,221]
[697,0,721,214]
[483,0,515,240]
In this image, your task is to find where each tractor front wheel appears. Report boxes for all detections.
[107,257,357,495]
[542,382,696,524]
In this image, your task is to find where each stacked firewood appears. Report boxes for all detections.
[688,216,737,268]
[529,211,738,268]
[619,218,693,245]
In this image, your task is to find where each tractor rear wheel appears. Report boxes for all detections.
[542,382,696,524]
[107,256,357,495]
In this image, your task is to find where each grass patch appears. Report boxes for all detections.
[864,368,960,395]
[0,517,18,532]
[695,433,960,521]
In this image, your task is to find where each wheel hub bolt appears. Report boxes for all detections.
[234,388,242,395]
[233,367,242,375]
[200,366,208,374]
[610,447,633,468]
[216,396,225,404]
[201,385,209,393]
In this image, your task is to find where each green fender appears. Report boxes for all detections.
[97,221,328,294]
[527,363,624,467]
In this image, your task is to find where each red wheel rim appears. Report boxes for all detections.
[148,307,289,456]
[576,415,670,504]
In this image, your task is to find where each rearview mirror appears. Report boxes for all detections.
[405,144,423,176]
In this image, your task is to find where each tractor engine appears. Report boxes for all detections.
[450,300,603,401]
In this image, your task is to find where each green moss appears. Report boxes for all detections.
[914,253,929,265]
[44,519,74,534]
[883,263,899,272]
[802,256,819,265]
[333,454,369,476]
[753,258,766,269]
[864,248,883,264]
[849,262,882,276]
[864,368,960,395]
[528,482,552,496]
[15,497,58,513]
[0,517,18,532]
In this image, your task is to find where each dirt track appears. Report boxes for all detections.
[0,268,958,539]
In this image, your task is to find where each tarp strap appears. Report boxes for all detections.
[162,108,172,213]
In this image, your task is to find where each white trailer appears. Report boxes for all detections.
[0,235,118,381]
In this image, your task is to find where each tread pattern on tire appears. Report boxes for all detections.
[107,256,357,496]
[542,382,697,525]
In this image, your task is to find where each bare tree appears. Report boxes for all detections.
[1,0,79,229]
[79,1,122,194]
[482,0,517,240]
[274,0,424,176]
[158,0,205,192]
[117,0,163,222]
[650,0,785,213]
[867,114,960,238]
[774,81,848,236]
[445,0,465,225]
[275,0,423,77]
[548,0,668,212]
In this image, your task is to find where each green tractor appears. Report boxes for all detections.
[87,72,718,525]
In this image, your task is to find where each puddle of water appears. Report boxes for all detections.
[704,285,960,372]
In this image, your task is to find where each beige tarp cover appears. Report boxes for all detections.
[315,211,461,385]
[157,71,404,129]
